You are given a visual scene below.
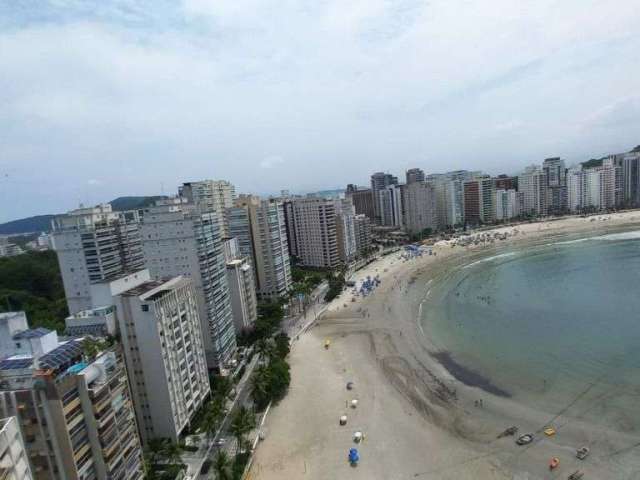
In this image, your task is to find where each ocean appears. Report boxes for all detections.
[421,230,640,434]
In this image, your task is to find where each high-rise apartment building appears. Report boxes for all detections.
[495,189,519,220]
[114,277,210,443]
[284,198,340,268]
[542,157,567,214]
[370,172,398,224]
[463,177,494,225]
[0,313,144,480]
[353,215,372,255]
[335,199,357,264]
[140,198,235,368]
[0,416,33,480]
[223,239,258,334]
[179,180,236,238]
[51,205,145,315]
[378,184,403,227]
[345,185,375,220]
[404,181,437,235]
[622,151,640,207]
[405,168,425,184]
[518,166,547,216]
[228,196,292,301]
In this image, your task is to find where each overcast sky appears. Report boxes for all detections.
[1,0,639,223]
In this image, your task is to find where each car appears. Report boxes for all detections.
[215,438,227,446]
[516,433,534,445]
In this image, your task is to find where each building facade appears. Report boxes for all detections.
[227,196,292,301]
[179,180,236,238]
[345,185,375,220]
[0,313,143,480]
[140,198,235,368]
[51,205,145,315]
[0,416,33,480]
[114,277,210,442]
[370,172,398,224]
[518,166,547,216]
[224,239,258,334]
[404,182,437,236]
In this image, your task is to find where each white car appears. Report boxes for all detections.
[215,438,227,446]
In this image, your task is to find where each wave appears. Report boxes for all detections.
[463,252,516,269]
[554,230,640,245]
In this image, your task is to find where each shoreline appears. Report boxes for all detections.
[249,211,640,479]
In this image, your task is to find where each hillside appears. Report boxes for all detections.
[0,214,55,235]
[109,195,166,211]
[0,195,165,235]
[0,250,68,332]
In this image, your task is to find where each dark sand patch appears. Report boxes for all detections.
[432,351,511,398]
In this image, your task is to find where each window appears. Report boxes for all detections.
[141,305,149,312]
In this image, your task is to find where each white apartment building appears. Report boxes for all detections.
[140,198,235,368]
[114,277,210,443]
[224,239,258,333]
[179,180,236,238]
[0,313,143,480]
[353,214,372,255]
[50,204,144,314]
[64,305,117,337]
[495,189,519,220]
[622,151,640,206]
[0,416,32,480]
[404,181,437,236]
[228,196,292,300]
[518,166,546,216]
[335,199,357,263]
[378,184,403,227]
[567,161,620,212]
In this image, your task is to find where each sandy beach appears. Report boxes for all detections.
[249,211,640,480]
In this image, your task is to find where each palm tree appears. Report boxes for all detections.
[229,406,256,453]
[202,397,225,440]
[163,441,183,465]
[213,451,232,480]
[145,437,166,465]
[251,365,271,409]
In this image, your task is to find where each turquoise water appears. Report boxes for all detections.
[422,231,640,432]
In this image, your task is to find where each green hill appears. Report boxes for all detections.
[0,251,68,332]
[0,215,55,235]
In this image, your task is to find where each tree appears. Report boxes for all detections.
[202,397,225,440]
[145,438,166,465]
[273,333,290,359]
[229,406,256,452]
[162,441,183,465]
[214,451,232,480]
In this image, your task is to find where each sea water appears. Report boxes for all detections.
[422,231,640,433]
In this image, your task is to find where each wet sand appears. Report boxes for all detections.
[249,211,640,480]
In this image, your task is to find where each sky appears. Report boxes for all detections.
[1,0,639,223]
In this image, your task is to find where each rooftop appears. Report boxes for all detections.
[38,340,84,371]
[13,327,51,340]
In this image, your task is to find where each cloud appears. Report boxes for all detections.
[259,155,284,169]
[585,96,640,129]
[0,0,640,222]
[87,179,103,186]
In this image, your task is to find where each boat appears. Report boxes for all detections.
[576,446,590,460]
[568,471,584,480]
[549,457,560,470]
[516,433,534,445]
[324,339,330,349]
[544,426,556,436]
[497,426,518,438]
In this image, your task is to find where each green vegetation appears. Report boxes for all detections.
[0,215,55,235]
[237,301,285,346]
[582,158,604,169]
[324,269,346,302]
[229,406,256,452]
[144,439,186,480]
[251,334,292,410]
[0,251,67,331]
[290,266,325,298]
